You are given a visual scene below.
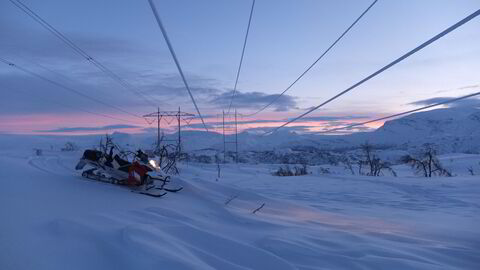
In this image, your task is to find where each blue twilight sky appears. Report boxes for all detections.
[0,0,479,134]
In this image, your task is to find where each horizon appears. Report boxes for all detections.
[1,0,479,135]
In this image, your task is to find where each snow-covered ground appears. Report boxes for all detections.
[1,144,479,270]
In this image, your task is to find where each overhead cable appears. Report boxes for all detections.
[147,0,209,132]
[265,8,480,135]
[227,0,256,113]
[10,87,142,124]
[316,91,480,134]
[245,0,379,117]
[9,0,161,108]
[0,57,143,119]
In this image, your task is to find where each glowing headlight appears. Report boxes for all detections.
[149,160,158,168]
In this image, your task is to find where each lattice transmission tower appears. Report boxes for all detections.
[222,109,238,163]
[143,107,194,154]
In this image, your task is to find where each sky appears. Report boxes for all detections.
[0,0,479,135]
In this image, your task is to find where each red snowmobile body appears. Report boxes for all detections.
[128,162,149,186]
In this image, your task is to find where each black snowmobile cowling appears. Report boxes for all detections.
[75,149,103,170]
[83,149,103,162]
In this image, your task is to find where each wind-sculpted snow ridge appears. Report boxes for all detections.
[1,145,479,270]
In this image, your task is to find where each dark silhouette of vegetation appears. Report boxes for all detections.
[358,142,396,177]
[273,164,308,176]
[401,144,451,177]
[339,156,355,175]
[467,166,474,176]
[62,142,78,152]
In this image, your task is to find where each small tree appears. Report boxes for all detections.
[402,144,451,177]
[273,165,293,176]
[156,144,180,174]
[467,166,474,176]
[273,164,308,176]
[340,156,355,175]
[62,142,78,152]
[358,142,396,177]
[294,163,308,175]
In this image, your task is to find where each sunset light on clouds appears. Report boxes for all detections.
[1,0,479,135]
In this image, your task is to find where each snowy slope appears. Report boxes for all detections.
[177,107,480,154]
[1,142,479,269]
[370,108,480,152]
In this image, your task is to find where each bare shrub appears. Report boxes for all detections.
[339,156,355,175]
[62,142,78,152]
[358,142,396,177]
[318,167,331,174]
[467,166,474,176]
[273,164,308,176]
[156,144,180,175]
[402,143,451,177]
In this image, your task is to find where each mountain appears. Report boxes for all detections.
[151,107,480,154]
[364,107,480,153]
[239,107,480,154]
[2,107,478,156]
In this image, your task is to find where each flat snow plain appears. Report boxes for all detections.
[1,149,479,270]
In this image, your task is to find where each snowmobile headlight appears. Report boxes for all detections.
[149,159,158,168]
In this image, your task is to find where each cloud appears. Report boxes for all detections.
[408,97,480,108]
[434,83,480,94]
[458,84,480,90]
[35,124,139,133]
[293,115,370,121]
[242,125,313,134]
[0,16,151,63]
[183,115,371,130]
[209,90,298,112]
[349,125,373,132]
[0,19,223,115]
[183,119,279,130]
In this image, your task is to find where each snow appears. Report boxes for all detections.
[197,107,480,154]
[1,137,479,269]
[1,107,480,269]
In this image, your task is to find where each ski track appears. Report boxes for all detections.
[1,153,480,270]
[28,154,76,176]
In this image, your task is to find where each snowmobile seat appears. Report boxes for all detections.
[136,150,149,163]
[113,154,132,173]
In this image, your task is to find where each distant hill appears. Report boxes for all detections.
[2,107,478,155]
[363,107,480,153]
[219,107,480,154]
[159,107,480,154]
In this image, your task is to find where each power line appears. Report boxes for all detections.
[245,0,379,117]
[9,0,161,108]
[12,53,79,85]
[227,0,256,114]
[0,57,143,119]
[7,53,146,124]
[316,91,480,134]
[147,0,209,132]
[265,8,480,135]
[7,87,142,125]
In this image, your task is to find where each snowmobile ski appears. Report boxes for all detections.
[150,175,183,192]
[131,189,167,197]
[155,186,183,192]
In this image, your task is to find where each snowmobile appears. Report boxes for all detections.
[75,147,182,197]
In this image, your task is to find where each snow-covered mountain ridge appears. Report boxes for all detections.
[170,107,480,165]
[232,107,480,154]
[360,107,480,153]
[1,107,478,156]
